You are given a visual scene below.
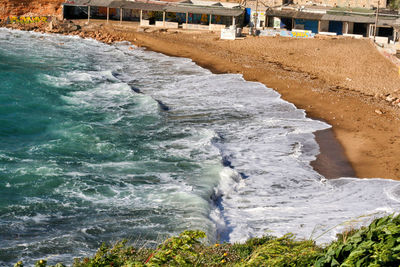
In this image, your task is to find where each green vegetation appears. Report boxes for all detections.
[315,214,400,266]
[390,0,400,10]
[328,7,375,14]
[15,214,400,267]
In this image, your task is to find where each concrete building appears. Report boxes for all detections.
[243,0,389,9]
[62,0,244,30]
[263,5,399,42]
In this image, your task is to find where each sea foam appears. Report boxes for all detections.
[0,28,399,266]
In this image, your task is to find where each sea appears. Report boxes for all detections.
[0,28,399,265]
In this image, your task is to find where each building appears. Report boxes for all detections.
[243,0,399,39]
[62,0,244,30]
[243,0,389,9]
[263,6,399,42]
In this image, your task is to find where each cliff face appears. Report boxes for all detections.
[0,0,64,20]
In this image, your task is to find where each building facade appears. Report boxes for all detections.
[243,0,390,10]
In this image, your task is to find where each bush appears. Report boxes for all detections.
[315,214,400,266]
[146,230,206,266]
[390,0,400,10]
[244,234,322,266]
[72,240,150,267]
[14,214,400,267]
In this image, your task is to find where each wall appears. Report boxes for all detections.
[319,20,329,31]
[294,19,319,33]
[182,23,210,30]
[244,0,387,8]
[250,10,266,28]
[245,0,281,10]
[292,0,386,8]
[347,22,354,33]
[155,21,179,28]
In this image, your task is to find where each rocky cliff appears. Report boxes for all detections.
[0,0,63,20]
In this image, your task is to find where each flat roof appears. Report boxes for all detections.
[266,8,398,25]
[109,0,167,11]
[63,0,244,16]
[63,0,114,6]
[265,10,323,20]
[166,5,243,16]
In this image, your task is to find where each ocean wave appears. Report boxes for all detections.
[1,27,400,266]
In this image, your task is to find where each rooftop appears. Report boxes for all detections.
[63,0,244,16]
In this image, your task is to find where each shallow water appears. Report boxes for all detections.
[0,28,399,265]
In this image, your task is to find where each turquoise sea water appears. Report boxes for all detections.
[1,28,400,265]
[0,30,222,264]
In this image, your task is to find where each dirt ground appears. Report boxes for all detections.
[5,19,400,179]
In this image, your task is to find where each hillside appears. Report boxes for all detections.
[14,214,400,267]
[0,0,63,19]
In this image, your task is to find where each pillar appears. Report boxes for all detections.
[140,9,143,25]
[369,24,374,37]
[186,12,188,25]
[120,8,122,24]
[344,21,349,34]
[107,7,109,23]
[232,16,235,27]
[163,11,166,27]
[88,6,90,23]
[209,14,212,30]
[392,30,395,44]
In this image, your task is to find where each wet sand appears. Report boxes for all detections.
[312,128,356,179]
[113,23,400,180]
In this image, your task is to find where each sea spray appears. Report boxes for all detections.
[0,28,400,266]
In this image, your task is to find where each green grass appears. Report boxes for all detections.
[328,7,375,14]
[15,214,400,267]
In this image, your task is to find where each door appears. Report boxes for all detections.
[329,21,343,35]
[294,19,318,33]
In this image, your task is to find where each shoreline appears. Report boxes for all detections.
[3,20,400,179]
[2,22,400,266]
[311,127,356,179]
[116,24,399,180]
[133,37,356,179]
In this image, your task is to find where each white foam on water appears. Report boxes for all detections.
[120,48,400,244]
[39,74,72,87]
[1,28,400,265]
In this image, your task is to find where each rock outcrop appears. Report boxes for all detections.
[0,0,63,20]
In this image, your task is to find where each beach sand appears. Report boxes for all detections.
[5,19,400,179]
[107,21,400,180]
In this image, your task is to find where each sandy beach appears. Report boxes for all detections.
[4,19,400,179]
[101,21,400,180]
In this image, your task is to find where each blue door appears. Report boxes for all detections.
[294,19,319,33]
[245,8,251,24]
[329,21,343,35]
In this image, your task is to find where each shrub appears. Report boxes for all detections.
[14,214,400,267]
[244,234,322,266]
[146,230,206,266]
[389,0,400,10]
[315,214,400,266]
[72,240,150,267]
